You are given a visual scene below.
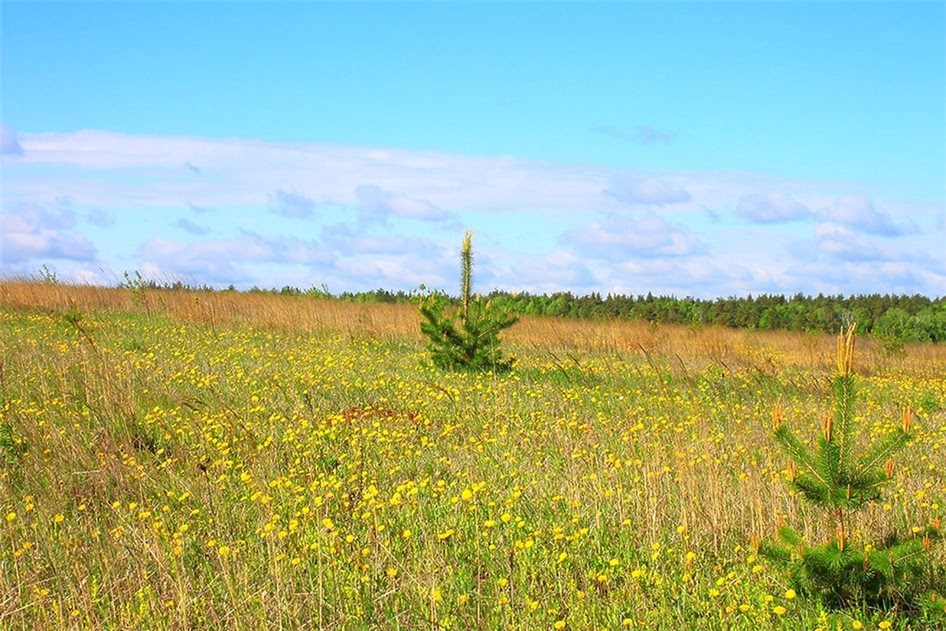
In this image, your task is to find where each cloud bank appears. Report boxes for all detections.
[2,129,943,297]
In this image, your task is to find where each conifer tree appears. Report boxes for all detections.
[762,324,943,615]
[419,230,518,372]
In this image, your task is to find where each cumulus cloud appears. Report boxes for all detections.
[354,184,451,221]
[269,189,317,219]
[333,254,453,290]
[564,213,703,261]
[4,128,944,296]
[818,195,915,236]
[779,259,943,297]
[1,123,24,156]
[488,251,598,294]
[815,223,888,262]
[604,178,692,206]
[139,232,332,280]
[0,202,97,263]
[735,192,811,223]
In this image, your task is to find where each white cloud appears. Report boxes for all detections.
[138,232,332,284]
[565,213,703,261]
[817,195,914,236]
[736,192,810,223]
[86,208,116,227]
[1,123,24,156]
[604,178,692,206]
[3,129,944,297]
[815,223,888,262]
[269,189,317,219]
[489,253,598,294]
[0,202,97,263]
[175,218,211,235]
[354,184,451,221]
[8,130,626,213]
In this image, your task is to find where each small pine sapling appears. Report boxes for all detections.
[762,324,943,615]
[419,230,518,372]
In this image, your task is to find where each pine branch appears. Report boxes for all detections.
[832,373,857,477]
[854,429,911,480]
[774,425,833,494]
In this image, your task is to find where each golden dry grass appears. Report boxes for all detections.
[4,280,944,372]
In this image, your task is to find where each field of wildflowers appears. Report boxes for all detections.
[1,282,943,629]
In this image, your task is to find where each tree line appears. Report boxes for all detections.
[247,284,946,344]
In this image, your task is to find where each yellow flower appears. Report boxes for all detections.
[772,605,786,616]
[784,588,796,600]
[878,622,892,630]
[553,621,566,630]
[217,546,231,556]
[852,622,863,630]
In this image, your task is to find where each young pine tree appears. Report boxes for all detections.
[762,324,943,615]
[419,230,519,372]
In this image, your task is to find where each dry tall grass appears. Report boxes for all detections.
[3,280,943,374]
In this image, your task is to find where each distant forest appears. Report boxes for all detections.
[242,284,946,344]
[110,271,946,344]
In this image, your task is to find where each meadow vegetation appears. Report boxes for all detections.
[1,280,943,629]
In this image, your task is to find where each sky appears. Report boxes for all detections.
[1,2,944,298]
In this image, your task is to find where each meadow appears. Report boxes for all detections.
[1,281,943,630]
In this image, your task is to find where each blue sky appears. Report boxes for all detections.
[2,2,944,297]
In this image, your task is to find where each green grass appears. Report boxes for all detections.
[0,303,943,630]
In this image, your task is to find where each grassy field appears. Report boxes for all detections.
[1,282,943,630]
